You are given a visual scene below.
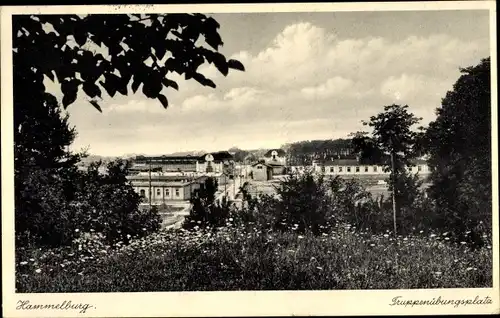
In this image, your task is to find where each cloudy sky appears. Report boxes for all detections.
[54,10,490,156]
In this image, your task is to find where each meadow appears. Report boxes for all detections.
[16,221,492,292]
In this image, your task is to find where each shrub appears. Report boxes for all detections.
[184,177,232,230]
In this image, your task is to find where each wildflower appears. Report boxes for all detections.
[430,234,436,238]
[370,243,375,247]
[434,271,442,276]
[19,261,28,266]
[444,237,450,241]
[443,232,448,236]
[419,230,424,234]
[60,264,65,268]
[75,229,80,233]
[403,237,408,241]
[466,267,474,271]
[316,266,323,270]
[35,269,41,274]
[29,258,35,262]
[229,218,233,222]
[460,241,467,245]
[383,234,389,238]
[298,235,304,239]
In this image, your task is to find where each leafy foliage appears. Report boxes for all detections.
[357,104,423,234]
[283,139,355,166]
[74,159,161,245]
[424,57,491,239]
[273,171,333,234]
[184,177,232,229]
[13,14,244,112]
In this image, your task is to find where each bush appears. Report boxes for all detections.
[15,167,81,248]
[16,158,162,248]
[73,160,161,245]
[184,177,232,230]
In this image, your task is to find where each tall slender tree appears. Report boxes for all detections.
[360,104,422,235]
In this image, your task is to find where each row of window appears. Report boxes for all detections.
[316,165,424,173]
[139,188,180,197]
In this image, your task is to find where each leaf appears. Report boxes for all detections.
[82,82,102,98]
[89,100,102,113]
[74,29,88,46]
[227,59,245,72]
[162,78,179,90]
[131,78,141,93]
[99,79,117,98]
[204,30,223,51]
[193,73,216,88]
[212,53,228,76]
[45,70,55,82]
[62,90,78,109]
[158,94,169,109]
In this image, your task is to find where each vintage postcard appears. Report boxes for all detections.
[1,1,498,317]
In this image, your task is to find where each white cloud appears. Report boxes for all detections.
[63,20,489,155]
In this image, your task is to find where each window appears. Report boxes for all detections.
[418,165,422,172]
[330,167,334,173]
[156,188,161,196]
[140,189,146,197]
[347,167,351,173]
[355,166,360,173]
[165,188,170,196]
[364,166,369,172]
[257,165,263,170]
[321,166,326,172]
[175,189,180,197]
[339,167,343,172]
[373,166,378,172]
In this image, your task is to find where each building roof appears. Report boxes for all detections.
[126,174,207,182]
[323,159,360,166]
[264,149,286,157]
[130,181,196,187]
[251,162,273,168]
[135,152,234,164]
[266,162,285,167]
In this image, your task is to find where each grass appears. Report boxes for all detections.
[16,223,492,292]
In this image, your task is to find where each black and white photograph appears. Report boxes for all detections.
[1,2,498,317]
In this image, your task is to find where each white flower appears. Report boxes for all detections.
[19,261,28,265]
[298,235,304,239]
[35,269,42,273]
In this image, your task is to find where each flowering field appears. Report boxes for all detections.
[16,223,492,292]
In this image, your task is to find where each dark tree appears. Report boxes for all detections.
[360,104,422,235]
[184,177,231,229]
[425,57,491,239]
[350,131,387,165]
